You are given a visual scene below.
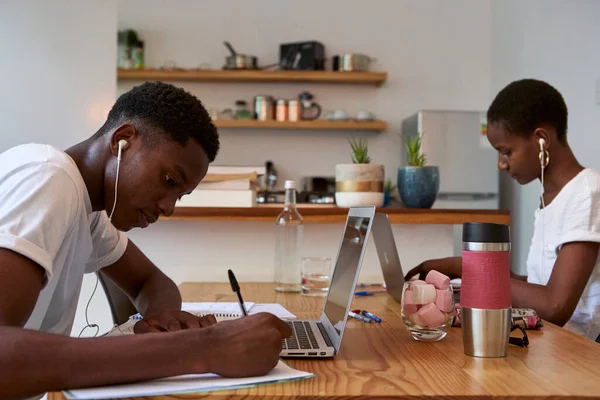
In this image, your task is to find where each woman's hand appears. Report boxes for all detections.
[404,256,463,281]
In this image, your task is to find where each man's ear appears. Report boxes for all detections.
[110,124,137,157]
[533,127,550,151]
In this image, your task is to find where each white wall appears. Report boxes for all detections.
[117,0,492,186]
[491,0,600,273]
[0,0,119,336]
[0,1,117,150]
[118,0,492,290]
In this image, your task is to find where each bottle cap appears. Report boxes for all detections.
[462,222,510,244]
[284,180,296,189]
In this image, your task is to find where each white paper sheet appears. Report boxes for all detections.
[63,360,313,399]
[245,303,297,319]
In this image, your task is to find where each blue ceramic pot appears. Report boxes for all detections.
[397,166,440,209]
[383,191,391,207]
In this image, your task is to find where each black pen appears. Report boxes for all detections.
[228,269,248,316]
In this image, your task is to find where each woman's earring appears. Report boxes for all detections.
[538,149,550,168]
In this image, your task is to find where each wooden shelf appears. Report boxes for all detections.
[163,205,510,225]
[117,68,387,86]
[214,119,387,131]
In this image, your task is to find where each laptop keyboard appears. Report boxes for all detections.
[282,321,320,350]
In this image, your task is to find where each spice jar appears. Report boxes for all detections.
[276,99,288,121]
[234,100,252,119]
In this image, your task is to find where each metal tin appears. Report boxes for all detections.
[288,100,301,122]
[254,95,274,120]
[276,99,288,121]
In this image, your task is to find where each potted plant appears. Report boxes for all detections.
[383,179,397,207]
[397,133,440,208]
[335,138,384,208]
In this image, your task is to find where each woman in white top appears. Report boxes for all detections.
[406,79,600,342]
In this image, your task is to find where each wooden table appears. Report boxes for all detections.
[176,282,600,400]
[50,282,600,400]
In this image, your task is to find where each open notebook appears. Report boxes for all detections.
[105,302,296,336]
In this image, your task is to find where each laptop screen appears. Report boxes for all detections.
[323,215,372,335]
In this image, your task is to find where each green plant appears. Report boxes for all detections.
[405,133,427,167]
[384,179,396,198]
[384,179,396,193]
[349,138,371,164]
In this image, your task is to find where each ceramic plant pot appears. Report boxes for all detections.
[397,166,440,208]
[335,164,384,208]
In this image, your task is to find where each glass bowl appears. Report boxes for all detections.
[401,280,454,341]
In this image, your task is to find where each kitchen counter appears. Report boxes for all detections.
[166,205,510,225]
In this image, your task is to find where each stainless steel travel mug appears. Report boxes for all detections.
[461,222,512,358]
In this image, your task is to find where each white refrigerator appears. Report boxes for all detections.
[401,110,500,255]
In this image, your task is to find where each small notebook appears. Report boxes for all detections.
[104,302,296,337]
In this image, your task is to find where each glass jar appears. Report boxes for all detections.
[234,100,252,119]
[401,280,454,341]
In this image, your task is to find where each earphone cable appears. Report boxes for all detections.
[81,144,124,336]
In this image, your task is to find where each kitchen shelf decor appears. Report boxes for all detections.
[117,68,387,86]
[164,205,510,225]
[213,119,387,132]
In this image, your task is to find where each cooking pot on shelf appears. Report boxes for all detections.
[223,41,258,70]
[332,53,375,72]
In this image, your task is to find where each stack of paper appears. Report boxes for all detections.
[177,165,265,207]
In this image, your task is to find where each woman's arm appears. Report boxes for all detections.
[511,241,598,326]
[511,271,528,281]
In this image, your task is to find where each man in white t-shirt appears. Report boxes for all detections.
[405,79,600,343]
[0,82,291,399]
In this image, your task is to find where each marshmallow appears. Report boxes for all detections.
[425,270,451,290]
[403,290,419,315]
[409,311,427,327]
[412,283,436,305]
[435,289,454,312]
[410,279,427,287]
[417,303,447,327]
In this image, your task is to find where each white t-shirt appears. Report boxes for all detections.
[526,168,600,341]
[0,143,128,336]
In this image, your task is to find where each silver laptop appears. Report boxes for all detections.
[280,206,376,358]
[372,213,405,302]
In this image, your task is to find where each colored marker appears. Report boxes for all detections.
[356,283,383,288]
[361,310,382,323]
[354,290,387,296]
[348,311,372,323]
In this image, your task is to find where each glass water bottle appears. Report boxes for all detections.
[274,180,303,292]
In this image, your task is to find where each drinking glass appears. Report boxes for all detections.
[300,257,332,296]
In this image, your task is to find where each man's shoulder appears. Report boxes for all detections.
[0,143,83,188]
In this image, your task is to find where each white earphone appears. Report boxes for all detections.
[539,137,546,209]
[81,139,129,338]
[101,139,128,240]
[117,139,128,161]
[538,137,548,281]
